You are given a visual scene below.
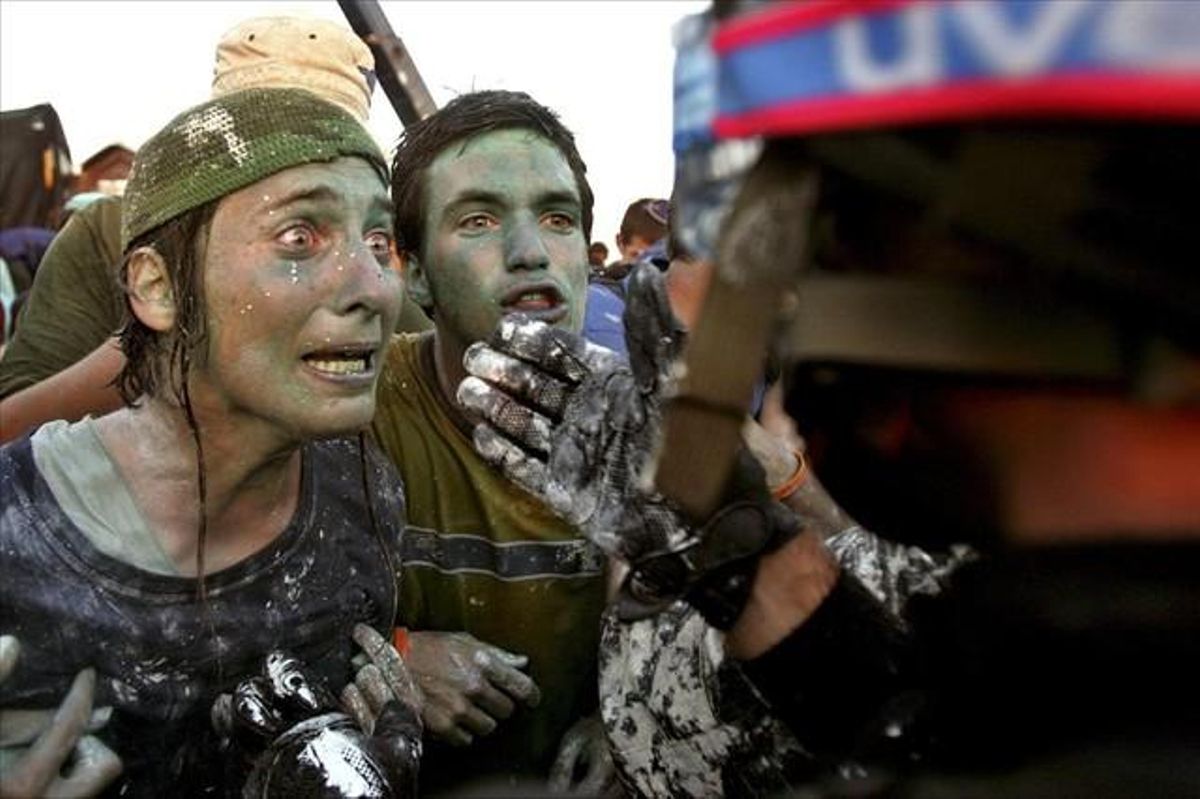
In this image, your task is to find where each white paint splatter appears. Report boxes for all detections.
[297,727,377,796]
[180,105,249,166]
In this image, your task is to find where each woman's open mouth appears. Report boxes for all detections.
[301,344,378,383]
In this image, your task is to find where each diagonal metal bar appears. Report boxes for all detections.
[338,0,437,126]
[653,145,819,521]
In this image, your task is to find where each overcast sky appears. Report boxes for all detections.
[0,0,703,249]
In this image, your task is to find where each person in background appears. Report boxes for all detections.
[582,197,670,358]
[587,241,608,271]
[590,196,669,298]
[73,144,135,198]
[614,197,669,267]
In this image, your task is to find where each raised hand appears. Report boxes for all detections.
[459,264,811,627]
[457,263,689,569]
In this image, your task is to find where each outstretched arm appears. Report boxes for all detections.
[456,265,944,764]
[0,338,124,444]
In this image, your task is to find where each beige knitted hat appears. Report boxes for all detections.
[212,16,375,123]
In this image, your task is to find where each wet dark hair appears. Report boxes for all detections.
[115,201,218,407]
[390,90,594,258]
[113,202,218,598]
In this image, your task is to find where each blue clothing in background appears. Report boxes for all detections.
[0,227,54,277]
[582,277,766,416]
[583,283,628,357]
[639,238,670,270]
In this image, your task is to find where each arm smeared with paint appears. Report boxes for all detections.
[457,265,701,617]
[457,264,804,626]
[458,265,955,776]
[212,634,421,798]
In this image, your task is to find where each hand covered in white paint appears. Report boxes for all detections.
[0,635,123,798]
[214,647,421,798]
[405,631,540,747]
[548,713,616,795]
[458,265,808,627]
[215,650,339,740]
[457,263,690,567]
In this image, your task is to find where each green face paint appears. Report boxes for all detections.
[416,129,589,362]
[195,157,402,442]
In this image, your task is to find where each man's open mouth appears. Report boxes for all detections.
[301,346,376,378]
[499,283,568,321]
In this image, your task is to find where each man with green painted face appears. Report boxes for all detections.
[370,91,610,793]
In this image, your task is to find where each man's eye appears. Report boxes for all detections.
[278,224,317,251]
[543,212,575,231]
[458,214,497,231]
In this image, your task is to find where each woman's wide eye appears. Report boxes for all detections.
[278,224,317,251]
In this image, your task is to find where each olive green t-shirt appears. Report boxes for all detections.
[0,196,124,398]
[372,332,607,790]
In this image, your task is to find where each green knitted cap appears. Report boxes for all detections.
[121,87,387,250]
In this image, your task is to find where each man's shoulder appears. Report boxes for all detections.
[48,194,123,272]
[0,198,124,397]
[372,332,469,478]
[376,331,444,425]
[380,331,433,382]
[89,195,124,267]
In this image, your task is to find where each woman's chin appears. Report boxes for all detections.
[296,398,377,441]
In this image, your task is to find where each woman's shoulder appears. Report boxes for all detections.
[0,430,38,497]
[306,436,406,525]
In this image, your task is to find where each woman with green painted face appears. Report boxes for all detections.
[0,88,420,796]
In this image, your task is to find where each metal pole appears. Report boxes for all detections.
[338,0,437,126]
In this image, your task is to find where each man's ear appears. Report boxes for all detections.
[127,247,176,332]
[405,252,433,311]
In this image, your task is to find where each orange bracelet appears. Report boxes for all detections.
[771,449,809,501]
[392,627,412,658]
